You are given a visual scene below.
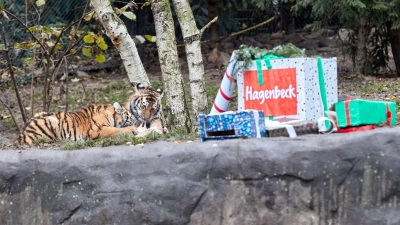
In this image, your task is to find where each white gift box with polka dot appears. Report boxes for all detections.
[236,57,338,122]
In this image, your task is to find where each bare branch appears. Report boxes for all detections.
[1,26,27,125]
[64,57,69,113]
[200,16,218,34]
[0,98,21,133]
[228,16,275,38]
[2,9,47,53]
[45,33,86,110]
[48,13,87,56]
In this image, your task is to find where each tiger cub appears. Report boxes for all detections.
[125,83,166,133]
[17,102,139,145]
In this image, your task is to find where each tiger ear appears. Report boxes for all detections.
[135,83,145,92]
[156,88,164,97]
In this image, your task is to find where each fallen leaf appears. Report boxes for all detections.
[71,78,80,83]
[174,141,179,144]
[76,71,90,78]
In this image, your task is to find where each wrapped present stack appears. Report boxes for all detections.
[201,44,397,141]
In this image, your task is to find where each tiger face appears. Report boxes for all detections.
[113,102,134,127]
[124,83,164,128]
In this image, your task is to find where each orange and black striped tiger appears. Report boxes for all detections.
[17,102,139,145]
[125,83,166,133]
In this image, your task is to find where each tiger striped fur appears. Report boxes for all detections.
[18,102,138,145]
[125,83,165,133]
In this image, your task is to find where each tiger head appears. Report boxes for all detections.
[113,102,135,127]
[125,83,164,127]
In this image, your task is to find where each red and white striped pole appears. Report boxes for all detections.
[210,52,238,114]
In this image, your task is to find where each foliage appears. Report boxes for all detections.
[367,27,391,74]
[232,43,306,76]
[82,32,108,63]
[290,0,400,75]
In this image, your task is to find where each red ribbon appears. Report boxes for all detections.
[337,124,376,133]
[385,103,392,126]
[344,100,351,126]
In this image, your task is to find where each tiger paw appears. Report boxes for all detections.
[149,126,167,134]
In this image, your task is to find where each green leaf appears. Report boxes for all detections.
[84,11,95,21]
[141,1,151,10]
[83,33,95,44]
[0,44,4,50]
[28,26,38,33]
[122,11,136,21]
[42,26,51,34]
[14,43,26,50]
[95,54,106,63]
[26,41,35,48]
[46,41,54,47]
[36,0,45,7]
[69,48,77,55]
[82,47,91,57]
[23,58,35,68]
[98,42,108,50]
[0,3,4,10]
[51,28,61,37]
[96,36,105,44]
[145,35,156,42]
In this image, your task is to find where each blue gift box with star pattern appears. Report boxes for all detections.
[198,110,266,142]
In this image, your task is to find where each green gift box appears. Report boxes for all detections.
[335,100,396,128]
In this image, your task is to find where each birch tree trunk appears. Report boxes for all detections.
[151,0,188,130]
[171,0,208,132]
[90,0,150,84]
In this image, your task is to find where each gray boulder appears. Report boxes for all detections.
[1,127,400,225]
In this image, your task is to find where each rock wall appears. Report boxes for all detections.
[1,127,400,225]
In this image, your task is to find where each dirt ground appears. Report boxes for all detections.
[0,37,398,150]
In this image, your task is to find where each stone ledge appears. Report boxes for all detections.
[1,127,400,225]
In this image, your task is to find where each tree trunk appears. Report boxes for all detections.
[151,0,188,130]
[355,15,369,75]
[90,0,149,84]
[171,0,208,132]
[388,26,400,77]
[207,0,218,49]
[280,2,295,35]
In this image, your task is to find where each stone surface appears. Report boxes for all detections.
[319,37,337,48]
[288,33,306,44]
[296,39,320,50]
[1,127,400,225]
[270,32,285,40]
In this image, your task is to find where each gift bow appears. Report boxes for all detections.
[255,54,284,86]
